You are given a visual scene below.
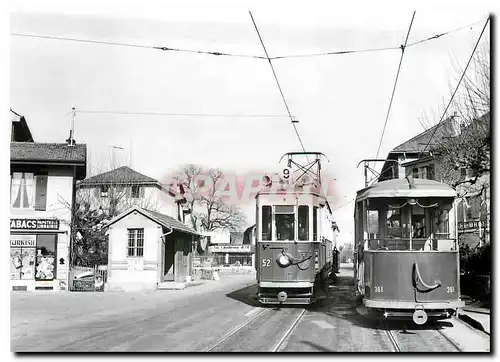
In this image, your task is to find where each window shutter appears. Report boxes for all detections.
[35,175,48,211]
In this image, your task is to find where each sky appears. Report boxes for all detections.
[7,1,493,245]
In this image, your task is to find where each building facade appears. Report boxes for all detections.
[76,166,185,221]
[379,113,490,247]
[104,206,200,291]
[10,140,87,291]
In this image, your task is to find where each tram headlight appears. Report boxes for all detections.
[276,254,291,268]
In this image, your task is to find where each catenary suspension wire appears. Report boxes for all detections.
[249,11,307,155]
[374,11,416,162]
[10,32,266,59]
[74,109,290,118]
[416,16,490,161]
[11,18,484,60]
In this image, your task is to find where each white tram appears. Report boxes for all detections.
[255,152,339,305]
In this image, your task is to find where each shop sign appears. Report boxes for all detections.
[458,220,480,231]
[209,244,252,253]
[10,218,60,230]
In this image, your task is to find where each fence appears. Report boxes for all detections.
[69,265,108,292]
[192,255,255,280]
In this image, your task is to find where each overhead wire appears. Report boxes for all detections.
[11,17,485,60]
[248,11,308,155]
[415,16,490,162]
[10,32,267,59]
[74,109,290,118]
[374,11,416,164]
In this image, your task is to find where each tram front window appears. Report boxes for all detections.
[275,205,295,241]
[262,205,272,241]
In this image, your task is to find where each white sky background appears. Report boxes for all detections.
[8,1,492,245]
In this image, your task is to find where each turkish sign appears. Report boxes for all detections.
[10,219,60,230]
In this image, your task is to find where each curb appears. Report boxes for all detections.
[458,313,489,335]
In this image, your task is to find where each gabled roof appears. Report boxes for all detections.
[11,110,34,142]
[105,206,200,236]
[391,117,457,153]
[11,142,86,163]
[79,166,158,186]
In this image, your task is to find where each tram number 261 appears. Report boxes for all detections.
[262,259,271,267]
[374,286,384,293]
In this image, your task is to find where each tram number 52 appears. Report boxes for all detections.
[262,259,271,267]
[374,286,384,293]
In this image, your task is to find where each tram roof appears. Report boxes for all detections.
[356,178,456,202]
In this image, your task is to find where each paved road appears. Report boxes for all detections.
[11,266,490,352]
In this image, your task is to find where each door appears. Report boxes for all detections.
[164,237,174,281]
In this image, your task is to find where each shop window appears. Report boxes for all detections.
[313,206,318,241]
[427,164,435,180]
[10,235,37,280]
[128,228,144,257]
[412,168,419,179]
[262,206,272,241]
[298,205,309,240]
[131,185,144,198]
[35,234,57,281]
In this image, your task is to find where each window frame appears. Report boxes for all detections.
[298,205,309,241]
[127,228,144,257]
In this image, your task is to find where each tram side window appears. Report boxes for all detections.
[387,208,402,237]
[434,209,450,238]
[298,205,309,240]
[367,210,379,239]
[313,206,318,241]
[262,206,272,241]
[276,205,295,241]
[411,206,426,238]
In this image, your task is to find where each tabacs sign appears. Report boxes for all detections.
[10,219,60,230]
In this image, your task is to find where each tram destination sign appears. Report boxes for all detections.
[10,218,60,230]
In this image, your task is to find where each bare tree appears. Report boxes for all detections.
[434,35,490,197]
[175,164,247,232]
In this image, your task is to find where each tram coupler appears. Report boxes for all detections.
[413,305,428,325]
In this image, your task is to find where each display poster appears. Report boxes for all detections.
[10,235,36,280]
[35,249,56,281]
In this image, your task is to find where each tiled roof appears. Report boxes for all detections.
[105,206,200,236]
[391,117,457,153]
[10,142,86,163]
[143,209,200,236]
[79,166,158,186]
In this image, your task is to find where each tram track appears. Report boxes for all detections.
[271,308,307,352]
[381,321,402,352]
[205,307,307,352]
[204,307,269,352]
[435,325,462,352]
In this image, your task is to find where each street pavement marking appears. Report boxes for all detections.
[310,320,336,329]
[245,307,262,317]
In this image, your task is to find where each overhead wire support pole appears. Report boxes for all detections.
[416,15,490,162]
[374,11,416,165]
[248,11,309,160]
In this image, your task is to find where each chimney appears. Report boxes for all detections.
[66,107,76,146]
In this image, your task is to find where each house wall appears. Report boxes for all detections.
[106,212,162,292]
[78,184,178,219]
[10,168,74,291]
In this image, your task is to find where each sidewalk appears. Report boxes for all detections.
[459,296,490,335]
